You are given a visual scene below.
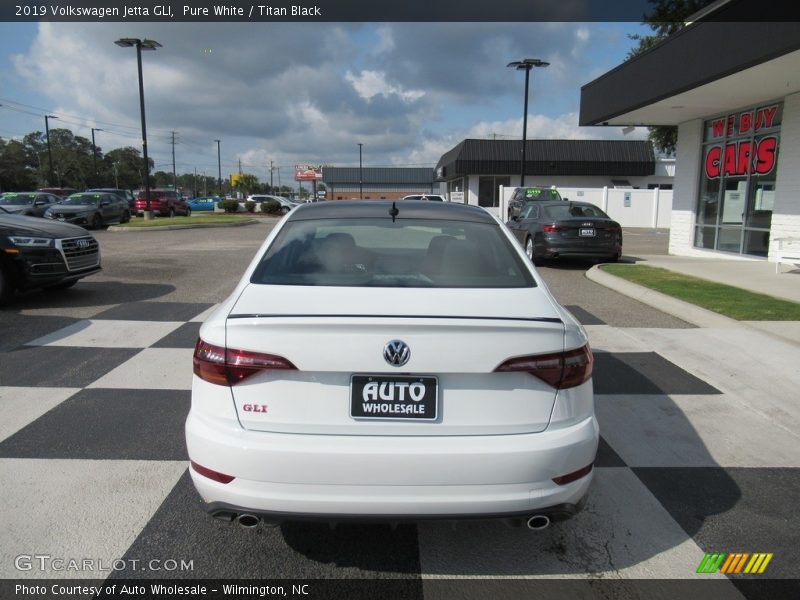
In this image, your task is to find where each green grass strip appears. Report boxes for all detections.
[115,215,254,228]
[601,264,800,321]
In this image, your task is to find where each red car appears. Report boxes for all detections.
[134,189,191,217]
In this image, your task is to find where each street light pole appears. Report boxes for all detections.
[91,127,103,186]
[115,37,161,218]
[358,143,363,199]
[44,115,58,186]
[215,139,222,196]
[507,58,549,188]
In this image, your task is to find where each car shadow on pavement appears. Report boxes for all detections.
[3,280,176,309]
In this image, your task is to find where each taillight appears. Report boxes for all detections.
[494,344,593,389]
[543,224,563,233]
[193,338,297,386]
[552,463,593,485]
[606,225,621,233]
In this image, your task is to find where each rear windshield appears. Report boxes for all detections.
[544,204,609,219]
[251,218,535,288]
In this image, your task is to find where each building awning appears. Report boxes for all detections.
[580,10,800,127]
[434,139,655,181]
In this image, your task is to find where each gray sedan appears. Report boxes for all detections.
[506,200,622,265]
[0,192,62,217]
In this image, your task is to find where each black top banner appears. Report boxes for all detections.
[2,0,799,23]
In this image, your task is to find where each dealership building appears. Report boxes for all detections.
[322,167,441,200]
[580,2,800,260]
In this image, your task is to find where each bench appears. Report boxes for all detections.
[774,237,800,274]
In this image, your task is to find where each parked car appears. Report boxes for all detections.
[0,192,62,217]
[87,188,136,210]
[37,187,79,199]
[188,196,224,212]
[187,200,597,528]
[0,210,101,305]
[44,191,130,229]
[506,200,622,265]
[402,194,446,201]
[134,189,191,217]
[507,187,565,220]
[245,194,300,215]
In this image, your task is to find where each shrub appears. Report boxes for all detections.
[244,201,256,213]
[219,199,241,213]
[260,198,281,214]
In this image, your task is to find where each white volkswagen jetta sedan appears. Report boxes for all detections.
[186,200,598,529]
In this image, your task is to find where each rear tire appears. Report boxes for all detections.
[608,253,620,263]
[92,214,103,230]
[185,207,192,217]
[169,207,176,218]
[121,211,131,224]
[279,206,290,215]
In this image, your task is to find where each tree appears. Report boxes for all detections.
[0,138,38,192]
[101,147,153,190]
[627,0,713,156]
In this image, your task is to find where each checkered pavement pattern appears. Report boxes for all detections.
[1,301,798,594]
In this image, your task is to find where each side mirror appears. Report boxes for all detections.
[510,215,519,222]
[562,197,569,202]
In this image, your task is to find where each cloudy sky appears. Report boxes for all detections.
[0,21,649,185]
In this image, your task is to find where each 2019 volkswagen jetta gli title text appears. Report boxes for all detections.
[186,201,598,528]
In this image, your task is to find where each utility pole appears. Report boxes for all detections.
[193,167,197,197]
[215,139,222,196]
[358,143,363,199]
[45,115,58,185]
[170,131,177,190]
[269,160,274,192]
[91,128,103,187]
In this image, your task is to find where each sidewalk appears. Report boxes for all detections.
[586,254,800,346]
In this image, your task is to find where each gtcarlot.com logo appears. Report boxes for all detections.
[696,552,773,575]
[15,554,194,572]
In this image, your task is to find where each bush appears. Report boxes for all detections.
[244,201,256,213]
[219,199,241,213]
[260,198,281,214]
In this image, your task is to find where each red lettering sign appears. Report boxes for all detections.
[712,119,726,138]
[704,136,777,179]
[709,104,779,139]
[739,111,753,135]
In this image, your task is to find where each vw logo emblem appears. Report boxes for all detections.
[383,340,410,367]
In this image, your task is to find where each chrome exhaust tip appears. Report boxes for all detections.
[526,515,550,530]
[236,514,261,529]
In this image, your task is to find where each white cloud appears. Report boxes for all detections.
[345,70,425,103]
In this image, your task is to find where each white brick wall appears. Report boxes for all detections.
[769,214,800,260]
[774,92,800,218]
[668,120,702,254]
[668,210,694,255]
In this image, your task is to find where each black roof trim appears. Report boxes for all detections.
[435,139,655,180]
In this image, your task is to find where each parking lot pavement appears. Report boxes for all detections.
[0,228,798,597]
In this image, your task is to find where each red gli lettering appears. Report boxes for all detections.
[755,137,777,175]
[705,146,721,178]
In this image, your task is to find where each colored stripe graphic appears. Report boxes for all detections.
[698,552,773,574]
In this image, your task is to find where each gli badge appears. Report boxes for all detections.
[243,404,268,413]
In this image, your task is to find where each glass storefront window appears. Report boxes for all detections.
[695,101,781,256]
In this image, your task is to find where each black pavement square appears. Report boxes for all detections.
[593,352,721,395]
[0,313,80,352]
[0,346,139,387]
[151,322,202,348]
[110,470,424,582]
[633,467,800,580]
[564,305,606,325]
[595,436,626,467]
[0,388,190,460]
[93,302,213,322]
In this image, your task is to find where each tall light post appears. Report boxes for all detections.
[91,127,103,186]
[44,115,58,185]
[357,142,363,199]
[115,37,161,217]
[507,58,549,187]
[215,139,222,196]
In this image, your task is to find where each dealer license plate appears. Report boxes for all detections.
[350,375,438,421]
[579,228,595,237]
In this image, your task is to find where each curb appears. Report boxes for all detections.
[586,264,800,347]
[107,218,264,232]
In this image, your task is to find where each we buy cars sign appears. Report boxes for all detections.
[703,104,779,179]
[294,165,323,181]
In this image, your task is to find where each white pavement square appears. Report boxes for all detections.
[0,387,80,443]
[26,320,184,349]
[0,459,187,579]
[87,348,194,390]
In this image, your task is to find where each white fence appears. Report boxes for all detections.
[497,186,673,229]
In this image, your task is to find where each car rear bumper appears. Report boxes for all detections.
[185,411,598,518]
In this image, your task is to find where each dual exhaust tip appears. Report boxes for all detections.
[231,512,550,531]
